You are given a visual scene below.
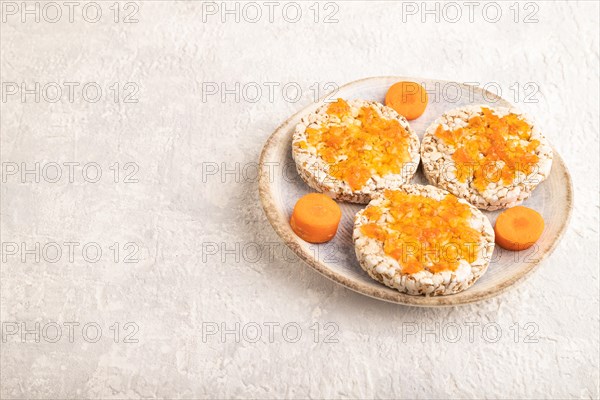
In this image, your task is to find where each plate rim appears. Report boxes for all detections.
[258,76,574,307]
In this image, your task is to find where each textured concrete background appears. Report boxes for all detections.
[1,1,598,399]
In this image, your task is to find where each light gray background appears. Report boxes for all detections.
[1,1,598,399]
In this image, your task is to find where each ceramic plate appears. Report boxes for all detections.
[259,76,572,306]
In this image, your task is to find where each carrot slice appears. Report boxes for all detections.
[385,81,428,121]
[290,193,342,243]
[494,206,544,251]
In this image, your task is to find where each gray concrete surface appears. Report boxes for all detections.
[1,1,598,398]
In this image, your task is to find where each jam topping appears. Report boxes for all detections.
[361,190,481,274]
[434,107,540,191]
[297,99,413,190]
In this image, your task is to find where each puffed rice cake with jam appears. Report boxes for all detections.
[421,105,553,211]
[353,184,495,296]
[292,98,420,204]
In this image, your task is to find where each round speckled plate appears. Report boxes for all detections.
[259,76,572,306]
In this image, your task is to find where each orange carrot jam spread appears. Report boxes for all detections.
[434,108,539,191]
[360,190,481,274]
[298,99,412,190]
